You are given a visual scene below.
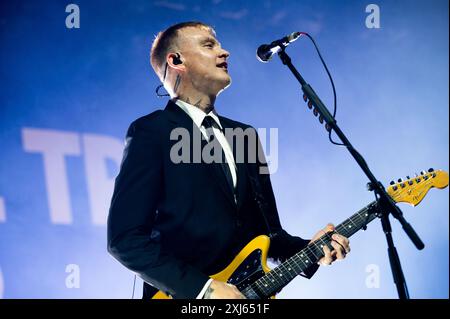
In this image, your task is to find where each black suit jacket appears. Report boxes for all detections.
[107,100,318,299]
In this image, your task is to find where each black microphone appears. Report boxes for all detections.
[256,31,302,62]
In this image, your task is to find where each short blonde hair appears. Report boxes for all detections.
[150,21,216,81]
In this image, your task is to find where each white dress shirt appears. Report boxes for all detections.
[175,99,237,190]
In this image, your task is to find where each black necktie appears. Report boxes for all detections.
[202,116,235,197]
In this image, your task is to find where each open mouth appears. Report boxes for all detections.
[217,62,228,70]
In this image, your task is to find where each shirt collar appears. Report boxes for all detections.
[174,98,223,130]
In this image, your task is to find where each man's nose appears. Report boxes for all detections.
[219,48,230,59]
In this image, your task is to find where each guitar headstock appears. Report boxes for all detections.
[387,168,449,206]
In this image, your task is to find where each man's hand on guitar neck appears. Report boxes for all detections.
[203,279,246,299]
[310,223,351,266]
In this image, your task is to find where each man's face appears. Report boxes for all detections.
[175,26,231,95]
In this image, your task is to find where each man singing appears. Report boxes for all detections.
[107,21,350,299]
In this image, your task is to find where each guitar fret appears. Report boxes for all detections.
[253,252,310,297]
[337,220,352,237]
[285,258,303,277]
[317,236,332,251]
[283,264,296,280]
[335,203,377,238]
[248,201,380,298]
[265,271,278,286]
[259,274,271,292]
[335,225,348,237]
[254,279,267,296]
[283,259,298,273]
[348,216,359,227]
[297,251,313,267]
[305,244,319,260]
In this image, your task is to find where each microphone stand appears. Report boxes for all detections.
[275,44,424,299]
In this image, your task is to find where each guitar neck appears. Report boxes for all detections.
[244,200,380,299]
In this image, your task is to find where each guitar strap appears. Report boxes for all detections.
[243,163,278,239]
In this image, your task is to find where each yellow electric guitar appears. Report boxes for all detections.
[152,168,449,299]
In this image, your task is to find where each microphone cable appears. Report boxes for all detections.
[156,63,170,98]
[298,32,346,147]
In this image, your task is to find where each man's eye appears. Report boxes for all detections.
[204,43,214,48]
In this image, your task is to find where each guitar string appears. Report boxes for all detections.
[390,174,435,200]
[247,176,435,297]
[254,223,354,295]
[395,177,433,201]
[248,205,377,297]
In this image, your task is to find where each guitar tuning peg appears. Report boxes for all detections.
[397,178,403,183]
[319,115,324,124]
[428,168,434,172]
[325,123,331,132]
[390,181,395,185]
[313,108,319,116]
[406,176,411,180]
[303,94,307,102]
[420,171,426,175]
[307,101,313,109]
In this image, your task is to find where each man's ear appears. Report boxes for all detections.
[166,53,185,71]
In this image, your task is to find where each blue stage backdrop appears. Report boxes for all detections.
[0,0,448,298]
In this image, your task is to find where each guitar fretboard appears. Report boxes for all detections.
[242,201,380,299]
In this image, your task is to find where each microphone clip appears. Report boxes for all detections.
[256,31,302,63]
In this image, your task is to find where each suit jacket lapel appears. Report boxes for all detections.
[219,116,248,213]
[165,100,237,209]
